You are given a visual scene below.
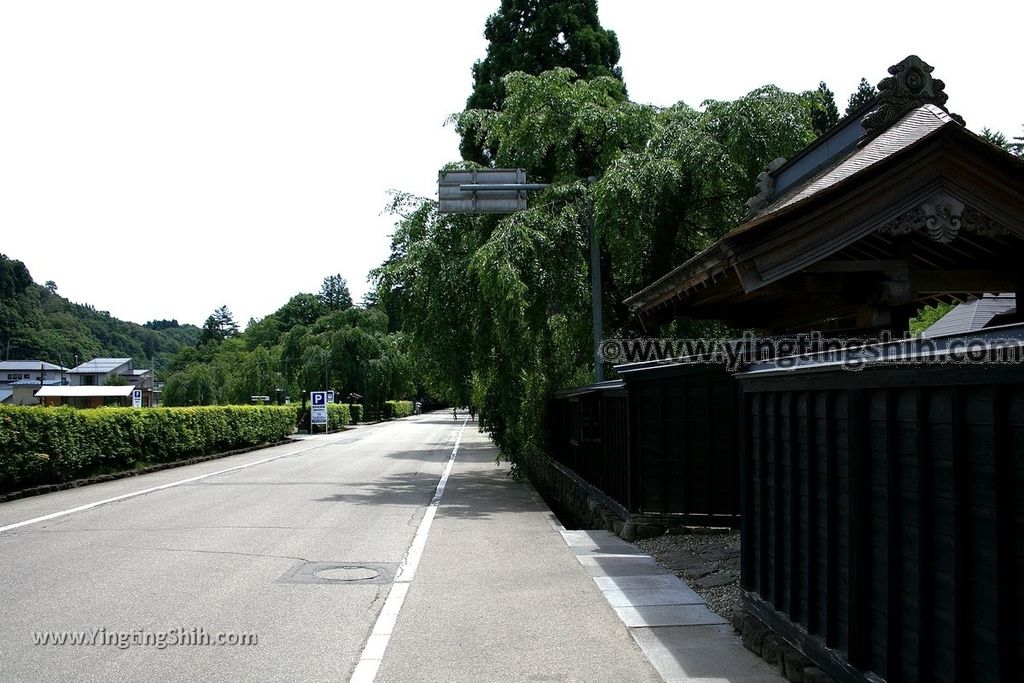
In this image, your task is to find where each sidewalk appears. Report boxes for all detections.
[372,424,782,682]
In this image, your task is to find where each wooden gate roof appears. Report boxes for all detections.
[626,57,1024,334]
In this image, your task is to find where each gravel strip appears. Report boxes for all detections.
[633,530,741,621]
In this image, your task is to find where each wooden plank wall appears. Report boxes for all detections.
[740,371,1024,683]
[629,367,740,524]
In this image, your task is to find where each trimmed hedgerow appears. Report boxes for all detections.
[0,405,295,493]
[347,404,363,424]
[327,403,351,430]
[296,403,351,431]
[383,400,414,419]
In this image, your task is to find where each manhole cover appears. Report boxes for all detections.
[314,566,380,582]
[276,561,397,585]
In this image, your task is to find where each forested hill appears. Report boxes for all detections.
[0,253,199,371]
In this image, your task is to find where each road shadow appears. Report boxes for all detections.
[315,441,532,519]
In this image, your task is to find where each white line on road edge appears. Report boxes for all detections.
[350,417,468,683]
[0,435,355,534]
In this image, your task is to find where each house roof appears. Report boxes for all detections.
[743,105,955,226]
[921,294,1017,338]
[624,56,1024,334]
[69,358,132,374]
[35,385,136,398]
[0,360,68,372]
[0,389,12,403]
[12,379,63,387]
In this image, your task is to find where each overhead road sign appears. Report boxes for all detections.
[438,169,547,214]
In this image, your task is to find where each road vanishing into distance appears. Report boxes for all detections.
[0,413,659,682]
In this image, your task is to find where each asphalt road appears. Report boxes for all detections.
[0,413,659,682]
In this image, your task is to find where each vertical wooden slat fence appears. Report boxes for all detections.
[738,363,1024,683]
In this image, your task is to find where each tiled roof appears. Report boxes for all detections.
[0,360,67,372]
[69,358,132,374]
[921,294,1017,338]
[746,104,955,224]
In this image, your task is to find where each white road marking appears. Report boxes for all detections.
[0,434,355,534]
[349,417,468,683]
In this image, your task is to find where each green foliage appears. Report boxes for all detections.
[811,81,840,136]
[309,403,351,430]
[348,403,363,423]
[846,77,877,115]
[461,0,623,164]
[320,274,353,311]
[378,70,819,474]
[980,127,1012,151]
[0,405,295,493]
[275,293,327,330]
[199,305,239,346]
[163,287,416,413]
[383,400,414,419]
[909,302,955,337]
[0,253,199,372]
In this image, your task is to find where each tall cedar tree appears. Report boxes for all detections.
[811,81,840,136]
[319,274,353,311]
[460,0,623,165]
[845,77,878,115]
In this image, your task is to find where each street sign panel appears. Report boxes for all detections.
[132,389,142,408]
[310,391,328,425]
[327,390,335,404]
[438,169,527,214]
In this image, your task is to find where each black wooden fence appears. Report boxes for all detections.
[738,360,1024,683]
[548,363,741,525]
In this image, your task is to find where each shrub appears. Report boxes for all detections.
[326,403,351,430]
[348,404,363,424]
[0,405,295,493]
[295,403,351,431]
[383,400,414,419]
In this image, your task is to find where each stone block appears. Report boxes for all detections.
[782,650,813,682]
[761,634,784,666]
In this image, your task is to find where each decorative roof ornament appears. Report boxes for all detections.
[862,55,964,136]
[877,191,1009,243]
[742,157,787,220]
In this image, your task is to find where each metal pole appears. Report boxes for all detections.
[588,189,604,382]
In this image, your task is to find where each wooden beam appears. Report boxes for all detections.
[805,259,907,275]
[911,270,1017,293]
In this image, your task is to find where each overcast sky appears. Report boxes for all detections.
[2,1,1021,328]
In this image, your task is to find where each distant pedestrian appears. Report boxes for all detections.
[469,405,476,421]
[453,406,458,420]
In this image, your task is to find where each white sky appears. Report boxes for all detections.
[2,1,1021,328]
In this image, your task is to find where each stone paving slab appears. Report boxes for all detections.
[552,524,784,682]
[593,574,689,591]
[603,587,705,608]
[614,604,728,628]
[579,556,669,577]
[632,626,783,682]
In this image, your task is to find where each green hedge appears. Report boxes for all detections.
[0,405,296,493]
[348,404,363,424]
[383,400,414,419]
[327,403,350,430]
[296,403,351,431]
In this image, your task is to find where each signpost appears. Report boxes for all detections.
[327,390,335,404]
[132,389,142,408]
[310,391,328,431]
